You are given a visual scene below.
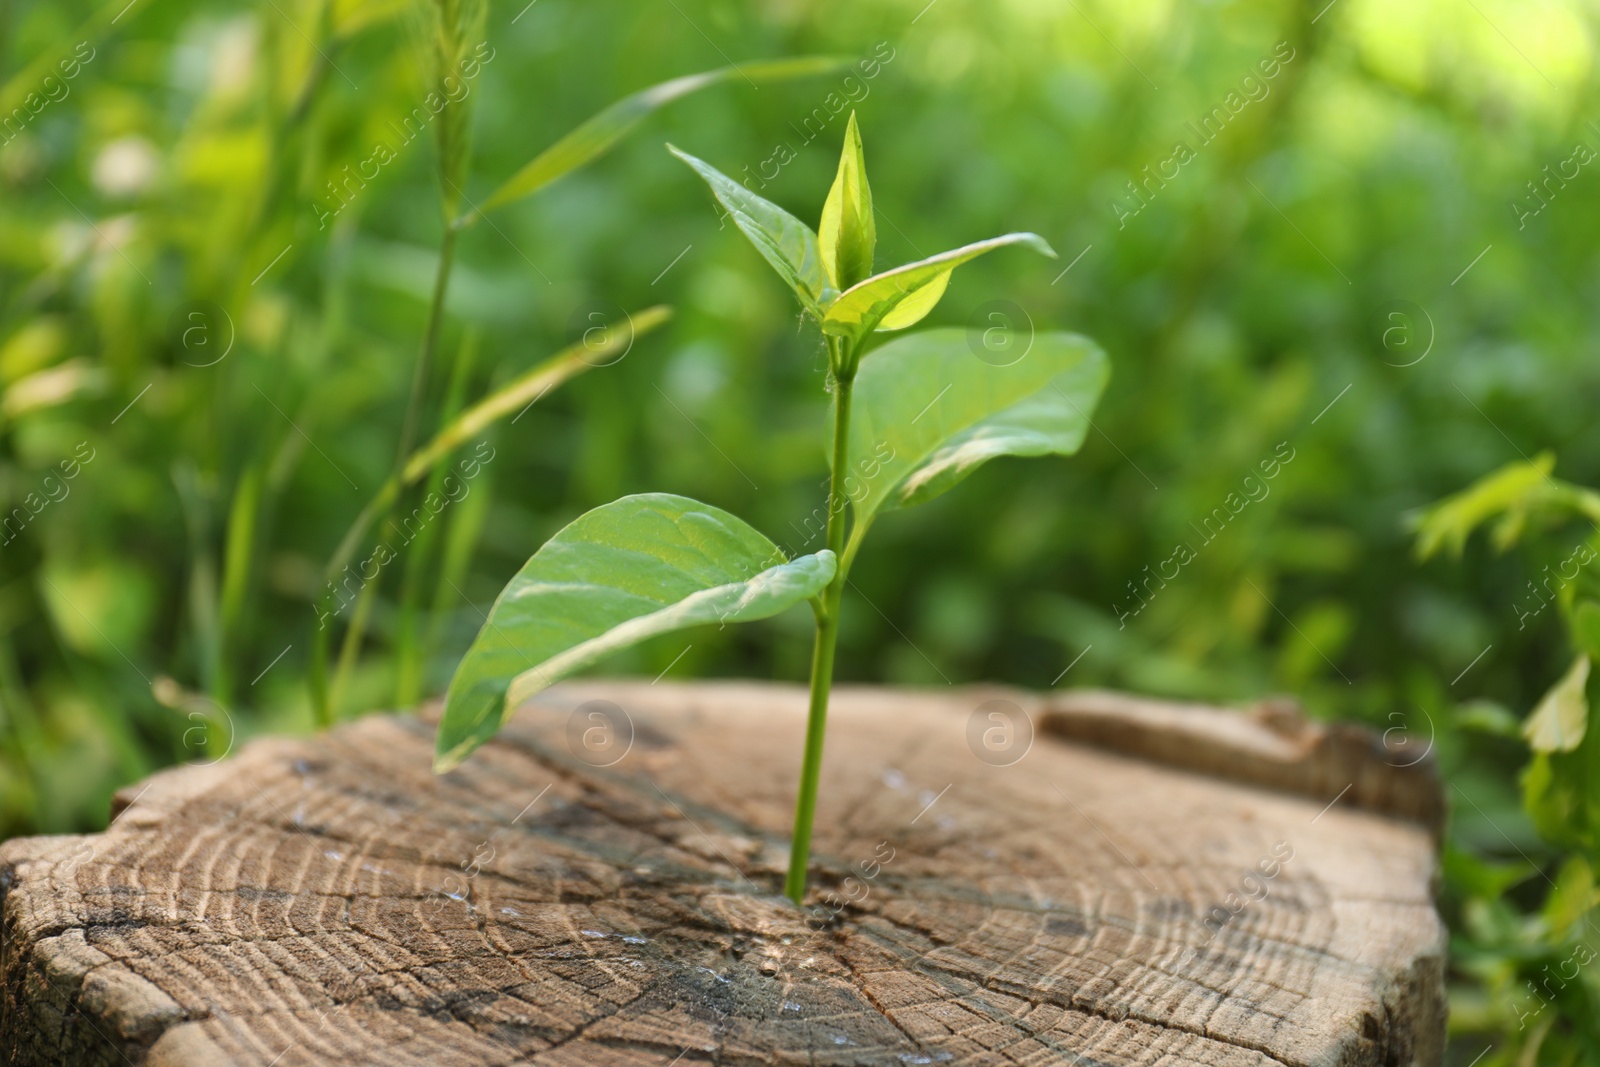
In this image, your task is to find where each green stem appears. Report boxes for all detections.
[329,570,380,719]
[395,330,479,706]
[397,226,459,470]
[785,360,854,905]
[310,608,332,728]
[315,226,458,719]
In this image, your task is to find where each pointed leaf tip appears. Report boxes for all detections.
[843,329,1109,537]
[819,111,875,292]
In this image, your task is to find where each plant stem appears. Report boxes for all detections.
[314,226,458,720]
[785,360,854,905]
[329,569,380,718]
[309,608,332,728]
[394,334,475,706]
[398,225,460,470]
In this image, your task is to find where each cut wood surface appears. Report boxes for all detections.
[1,681,1446,1066]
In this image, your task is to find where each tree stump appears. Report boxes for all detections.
[1,681,1446,1066]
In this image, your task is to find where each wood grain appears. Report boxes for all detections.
[1,681,1446,1066]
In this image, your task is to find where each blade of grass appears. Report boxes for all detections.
[318,0,484,720]
[319,215,457,720]
[320,306,672,592]
[466,57,845,223]
[316,305,675,716]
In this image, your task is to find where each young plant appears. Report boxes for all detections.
[1412,456,1600,1048]
[309,48,845,722]
[433,113,1110,904]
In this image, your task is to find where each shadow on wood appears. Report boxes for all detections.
[0,681,1446,1066]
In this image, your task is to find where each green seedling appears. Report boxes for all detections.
[433,113,1110,904]
[309,42,845,722]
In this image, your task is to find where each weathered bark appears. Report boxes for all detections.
[1,681,1445,1066]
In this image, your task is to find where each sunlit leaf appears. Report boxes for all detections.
[1524,654,1590,753]
[1410,454,1556,560]
[0,318,67,382]
[668,145,828,317]
[474,58,843,219]
[39,561,154,660]
[822,233,1056,348]
[872,269,949,332]
[818,111,874,291]
[435,494,835,771]
[840,328,1108,558]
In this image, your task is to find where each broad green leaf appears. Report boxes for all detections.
[668,145,828,317]
[435,494,835,771]
[822,233,1056,347]
[840,329,1108,559]
[818,111,875,291]
[473,57,843,219]
[1524,654,1590,753]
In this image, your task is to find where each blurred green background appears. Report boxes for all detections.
[3,0,1599,1057]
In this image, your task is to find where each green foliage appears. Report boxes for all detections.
[1526,655,1590,754]
[419,0,488,220]
[435,493,834,771]
[446,115,1104,902]
[1576,604,1600,664]
[842,328,1107,554]
[309,43,839,724]
[1416,460,1600,1058]
[5,0,1600,1053]
[818,111,875,291]
[402,306,671,482]
[325,306,671,586]
[667,144,830,316]
[475,58,845,220]
[822,233,1056,349]
[670,143,1055,363]
[1412,454,1600,560]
